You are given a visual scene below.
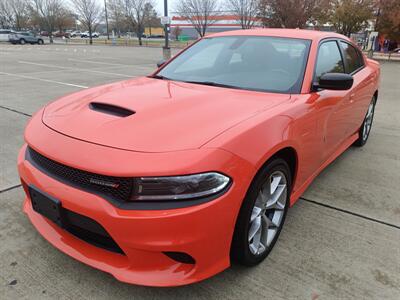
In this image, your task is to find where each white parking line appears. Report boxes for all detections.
[67,58,154,70]
[18,60,133,78]
[68,58,126,66]
[0,71,88,89]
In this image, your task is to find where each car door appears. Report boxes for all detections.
[27,33,35,43]
[313,39,352,161]
[338,41,374,135]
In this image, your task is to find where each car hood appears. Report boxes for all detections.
[42,77,290,152]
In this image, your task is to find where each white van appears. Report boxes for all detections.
[0,29,14,42]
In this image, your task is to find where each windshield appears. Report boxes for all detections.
[157,36,311,93]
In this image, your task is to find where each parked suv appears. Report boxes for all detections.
[9,32,44,45]
[0,29,14,42]
[80,31,99,38]
[70,30,81,37]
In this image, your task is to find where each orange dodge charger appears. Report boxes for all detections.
[18,29,380,286]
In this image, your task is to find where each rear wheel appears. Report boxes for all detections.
[37,39,44,45]
[354,96,376,147]
[231,158,291,266]
[19,38,26,45]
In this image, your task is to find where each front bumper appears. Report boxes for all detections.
[18,114,255,286]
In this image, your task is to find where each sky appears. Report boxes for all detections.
[154,0,167,15]
[95,0,173,16]
[151,0,177,15]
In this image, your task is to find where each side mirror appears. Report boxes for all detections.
[157,59,166,68]
[314,73,353,91]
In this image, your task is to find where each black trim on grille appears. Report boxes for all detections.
[26,146,133,203]
[63,209,124,254]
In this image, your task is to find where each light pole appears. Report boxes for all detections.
[162,0,171,60]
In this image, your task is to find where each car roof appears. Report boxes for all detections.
[207,28,350,42]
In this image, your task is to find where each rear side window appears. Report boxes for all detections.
[315,41,344,80]
[340,41,364,73]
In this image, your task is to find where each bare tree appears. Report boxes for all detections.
[8,0,30,30]
[172,25,182,40]
[108,0,126,37]
[55,8,75,32]
[104,0,110,39]
[228,0,260,29]
[144,2,160,36]
[71,0,102,44]
[0,0,14,28]
[175,0,220,37]
[32,0,63,43]
[124,0,154,46]
[259,0,330,28]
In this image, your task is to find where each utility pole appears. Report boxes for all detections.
[162,0,171,60]
[104,0,110,40]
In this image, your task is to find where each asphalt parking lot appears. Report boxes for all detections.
[0,44,399,299]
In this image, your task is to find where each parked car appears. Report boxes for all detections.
[9,32,44,45]
[18,29,380,287]
[0,29,14,42]
[70,30,81,37]
[80,31,99,38]
[392,47,400,54]
[54,31,70,38]
[40,31,49,36]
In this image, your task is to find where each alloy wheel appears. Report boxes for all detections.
[363,101,375,141]
[248,171,287,255]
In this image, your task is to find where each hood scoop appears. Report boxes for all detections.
[89,102,135,117]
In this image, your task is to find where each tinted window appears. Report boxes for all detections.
[315,41,344,80]
[340,41,363,73]
[157,36,311,93]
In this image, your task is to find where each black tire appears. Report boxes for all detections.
[354,96,376,147]
[19,38,26,45]
[231,158,291,266]
[37,39,44,45]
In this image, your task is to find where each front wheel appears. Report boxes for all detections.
[19,38,26,45]
[37,39,44,45]
[354,96,376,147]
[231,158,291,266]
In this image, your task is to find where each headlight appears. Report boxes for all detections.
[131,172,230,201]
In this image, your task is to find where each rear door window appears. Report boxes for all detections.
[340,41,364,74]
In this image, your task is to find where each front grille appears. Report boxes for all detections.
[26,146,133,202]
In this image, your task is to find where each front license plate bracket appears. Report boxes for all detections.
[29,185,64,227]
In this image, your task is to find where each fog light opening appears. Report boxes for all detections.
[163,251,195,264]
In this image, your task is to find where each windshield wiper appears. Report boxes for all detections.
[182,80,239,89]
